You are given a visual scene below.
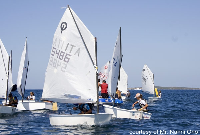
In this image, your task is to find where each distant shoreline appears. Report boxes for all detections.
[128,86,200,90]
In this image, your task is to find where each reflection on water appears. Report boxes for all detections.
[0,90,199,134]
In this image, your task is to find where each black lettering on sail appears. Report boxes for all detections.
[74,48,80,57]
[69,44,76,53]
[142,77,146,85]
[65,43,69,51]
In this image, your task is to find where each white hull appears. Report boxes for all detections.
[143,112,152,119]
[121,96,126,101]
[148,97,160,102]
[16,100,53,111]
[0,106,16,115]
[49,113,112,126]
[104,105,143,119]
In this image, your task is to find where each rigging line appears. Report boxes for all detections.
[68,5,96,67]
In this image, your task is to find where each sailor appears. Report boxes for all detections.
[8,93,18,107]
[126,90,131,97]
[27,92,35,100]
[115,87,121,99]
[98,80,109,98]
[73,103,92,114]
[158,91,162,98]
[132,93,148,112]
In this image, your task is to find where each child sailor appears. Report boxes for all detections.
[132,93,148,112]
[27,92,35,100]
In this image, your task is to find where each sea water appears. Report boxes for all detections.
[0,90,199,135]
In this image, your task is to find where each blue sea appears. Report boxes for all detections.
[0,90,199,135]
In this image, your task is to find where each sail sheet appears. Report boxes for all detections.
[17,39,29,97]
[0,39,9,98]
[42,6,97,103]
[107,28,122,97]
[99,61,110,83]
[142,65,154,95]
[118,67,128,93]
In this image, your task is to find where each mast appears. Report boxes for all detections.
[118,27,122,81]
[153,73,155,97]
[10,50,12,72]
[6,56,10,104]
[95,37,99,113]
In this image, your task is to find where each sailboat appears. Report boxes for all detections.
[118,67,128,100]
[42,5,112,126]
[99,28,123,104]
[16,38,53,111]
[103,29,145,119]
[99,61,110,83]
[142,65,159,102]
[0,39,16,115]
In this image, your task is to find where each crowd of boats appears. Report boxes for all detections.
[0,5,162,126]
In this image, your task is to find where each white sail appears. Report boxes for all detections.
[118,67,128,94]
[142,65,154,95]
[0,39,9,98]
[8,51,13,94]
[42,6,97,103]
[99,61,110,83]
[107,28,122,97]
[17,38,29,97]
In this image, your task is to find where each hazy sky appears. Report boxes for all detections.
[0,1,200,89]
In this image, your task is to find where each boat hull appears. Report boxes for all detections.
[49,113,112,126]
[104,105,143,119]
[99,98,123,104]
[121,96,126,101]
[0,106,16,115]
[142,112,152,119]
[17,100,53,111]
[148,97,161,102]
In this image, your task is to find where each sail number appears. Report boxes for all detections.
[49,47,71,72]
[51,47,71,63]
[113,58,117,67]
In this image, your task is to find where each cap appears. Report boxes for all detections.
[135,93,140,98]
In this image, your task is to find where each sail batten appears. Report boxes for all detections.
[142,65,154,95]
[42,6,97,103]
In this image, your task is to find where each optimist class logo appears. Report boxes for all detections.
[61,22,67,33]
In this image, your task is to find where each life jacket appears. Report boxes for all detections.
[138,99,147,110]
[28,95,35,100]
[115,92,118,98]
[87,103,94,110]
[101,83,108,93]
[9,97,15,102]
[78,104,91,112]
[9,96,18,105]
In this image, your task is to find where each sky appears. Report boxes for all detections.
[0,0,200,89]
